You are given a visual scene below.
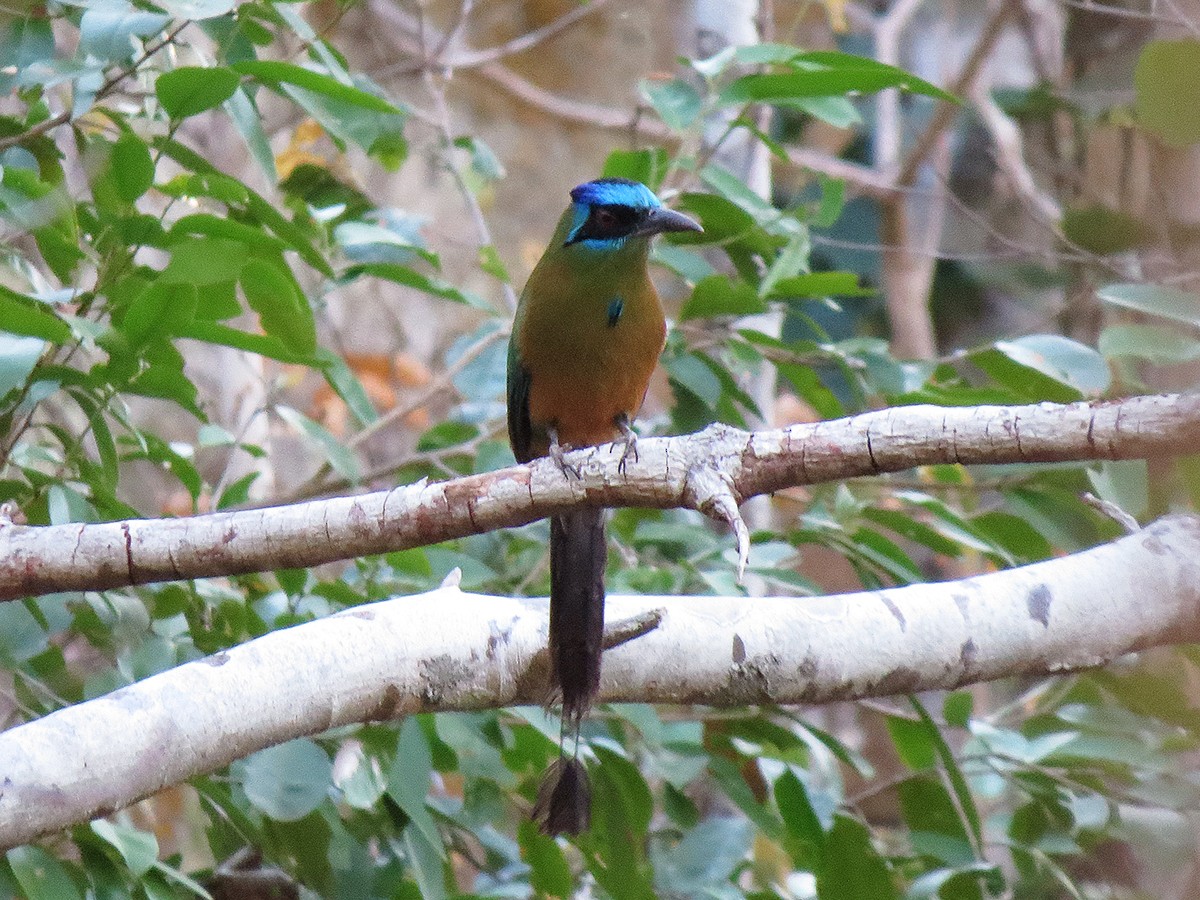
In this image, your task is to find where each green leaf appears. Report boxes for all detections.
[995,335,1110,395]
[586,748,656,898]
[1062,205,1147,256]
[639,77,703,130]
[349,262,487,308]
[225,86,278,181]
[720,54,954,107]
[665,351,723,407]
[0,16,53,85]
[315,348,378,426]
[160,236,249,287]
[240,257,316,356]
[387,717,444,857]
[911,697,983,852]
[244,191,334,277]
[816,814,898,900]
[944,691,973,728]
[0,332,44,398]
[776,768,826,864]
[849,527,923,583]
[477,244,510,283]
[91,820,158,876]
[759,229,811,298]
[169,213,288,253]
[814,174,846,227]
[677,191,759,243]
[453,135,505,181]
[110,132,155,202]
[680,274,766,319]
[179,320,310,363]
[0,286,70,343]
[652,817,753,895]
[240,738,332,821]
[1097,282,1200,328]
[1099,323,1200,363]
[156,66,241,118]
[602,148,670,190]
[1087,459,1148,519]
[232,60,401,113]
[968,334,1108,403]
[1135,39,1200,146]
[768,271,872,298]
[971,510,1053,562]
[909,863,1003,899]
[886,714,938,770]
[80,2,170,62]
[155,0,237,19]
[898,776,977,867]
[7,846,82,900]
[276,405,360,483]
[121,283,197,347]
[518,819,573,897]
[403,825,448,900]
[735,42,811,65]
[796,95,862,127]
[863,507,962,557]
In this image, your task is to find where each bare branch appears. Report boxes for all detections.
[446,0,619,68]
[1,394,1197,602]
[898,3,1018,188]
[3,513,1199,848]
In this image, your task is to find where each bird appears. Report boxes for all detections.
[506,177,702,835]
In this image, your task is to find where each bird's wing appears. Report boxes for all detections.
[506,335,534,464]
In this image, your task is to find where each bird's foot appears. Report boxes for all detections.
[614,414,638,475]
[547,426,581,480]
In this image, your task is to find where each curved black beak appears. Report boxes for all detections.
[638,206,703,237]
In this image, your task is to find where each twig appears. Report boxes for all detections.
[898,2,1018,188]
[602,609,665,651]
[873,0,927,172]
[0,21,191,153]
[968,79,1062,223]
[349,325,508,451]
[1081,492,1140,534]
[442,0,618,68]
[415,23,519,312]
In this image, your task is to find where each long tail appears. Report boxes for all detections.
[534,506,605,835]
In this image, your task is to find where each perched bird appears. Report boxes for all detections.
[507,178,701,834]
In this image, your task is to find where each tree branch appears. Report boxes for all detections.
[2,513,1199,848]
[1,394,1196,601]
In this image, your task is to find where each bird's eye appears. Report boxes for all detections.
[594,209,617,229]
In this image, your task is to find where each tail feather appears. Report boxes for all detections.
[536,506,604,837]
[548,507,606,722]
[533,755,591,836]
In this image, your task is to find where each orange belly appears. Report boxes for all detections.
[520,281,666,454]
[527,340,661,449]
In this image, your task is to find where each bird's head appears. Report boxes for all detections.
[562,178,702,251]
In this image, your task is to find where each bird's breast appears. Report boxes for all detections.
[518,273,666,449]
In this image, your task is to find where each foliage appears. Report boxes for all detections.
[0,1,1198,898]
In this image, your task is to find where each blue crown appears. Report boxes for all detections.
[569,178,661,210]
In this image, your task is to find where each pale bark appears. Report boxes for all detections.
[1,514,1198,849]
[1,393,1196,601]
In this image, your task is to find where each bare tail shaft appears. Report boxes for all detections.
[548,507,606,721]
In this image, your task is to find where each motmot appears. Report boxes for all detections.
[507,178,701,834]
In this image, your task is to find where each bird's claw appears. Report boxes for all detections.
[614,415,638,475]
[548,427,582,480]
